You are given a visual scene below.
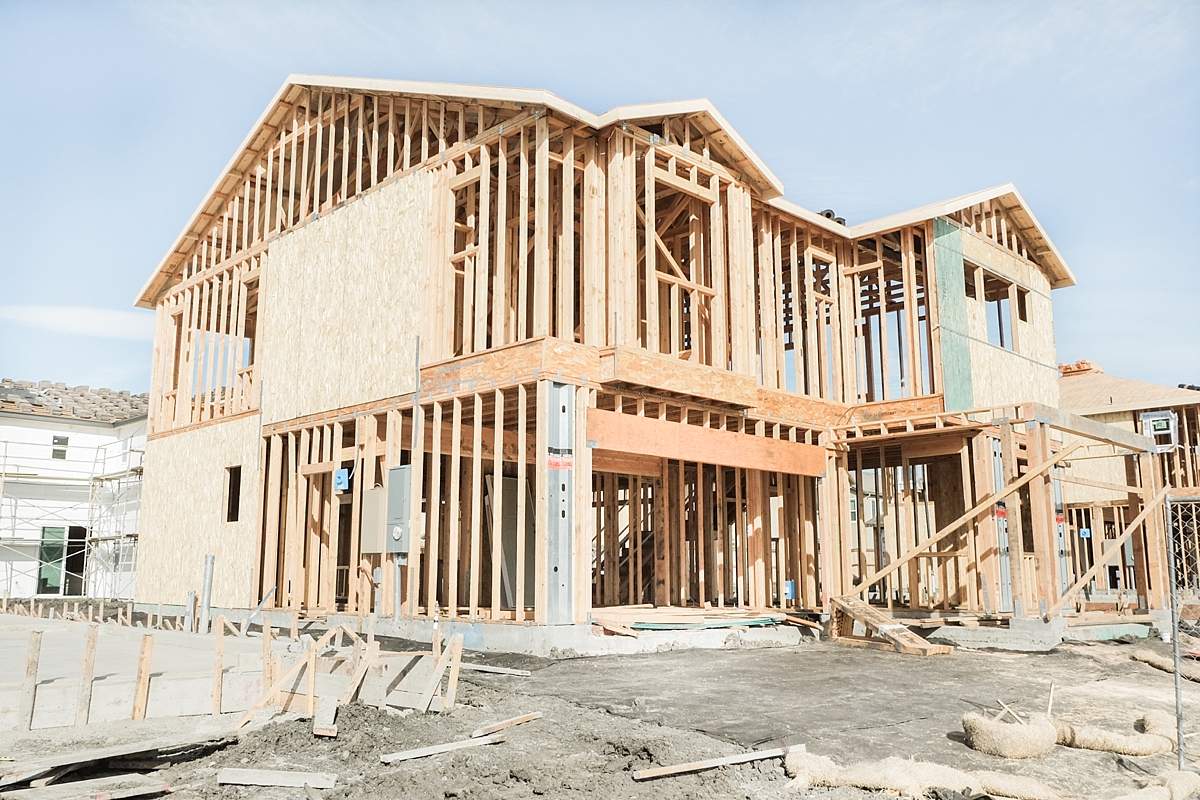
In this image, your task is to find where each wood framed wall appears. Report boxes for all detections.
[836,404,1167,618]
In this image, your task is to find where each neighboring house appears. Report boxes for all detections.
[1058,361,1200,599]
[0,379,147,599]
[131,76,1160,638]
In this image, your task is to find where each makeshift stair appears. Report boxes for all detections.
[829,596,953,656]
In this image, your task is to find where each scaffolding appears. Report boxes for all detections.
[0,435,143,600]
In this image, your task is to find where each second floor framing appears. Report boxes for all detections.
[138,76,1075,437]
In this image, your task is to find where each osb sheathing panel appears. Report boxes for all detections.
[967,339,1059,408]
[959,231,1059,409]
[1061,410,1138,505]
[257,170,428,425]
[932,219,974,412]
[136,414,262,608]
[959,229,1051,294]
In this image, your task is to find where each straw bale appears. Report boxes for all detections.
[1132,650,1200,683]
[974,770,1064,800]
[1054,711,1174,756]
[962,711,1057,758]
[784,750,1067,800]
[782,749,842,787]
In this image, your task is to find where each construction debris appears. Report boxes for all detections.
[378,732,506,764]
[631,744,795,781]
[470,712,542,738]
[216,768,337,789]
[829,596,953,656]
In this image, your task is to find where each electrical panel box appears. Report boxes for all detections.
[1140,411,1178,454]
[385,465,412,555]
[359,486,385,554]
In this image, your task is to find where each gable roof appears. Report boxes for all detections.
[1059,366,1200,416]
[138,76,1076,307]
[135,75,784,307]
[769,182,1076,289]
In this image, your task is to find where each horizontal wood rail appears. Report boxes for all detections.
[852,441,1083,597]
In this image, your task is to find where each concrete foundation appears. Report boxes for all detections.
[135,604,808,658]
[929,610,1169,651]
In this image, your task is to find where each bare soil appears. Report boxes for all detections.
[155,681,870,800]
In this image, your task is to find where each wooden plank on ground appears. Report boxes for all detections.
[458,663,530,677]
[379,733,505,764]
[1,734,234,788]
[632,746,791,780]
[471,712,542,738]
[216,768,336,789]
[0,773,172,799]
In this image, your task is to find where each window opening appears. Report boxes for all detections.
[226,465,242,522]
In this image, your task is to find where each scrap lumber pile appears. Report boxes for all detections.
[829,596,952,656]
[0,732,234,796]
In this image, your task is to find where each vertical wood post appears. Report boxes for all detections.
[75,623,98,727]
[213,616,225,716]
[19,630,43,731]
[132,633,154,721]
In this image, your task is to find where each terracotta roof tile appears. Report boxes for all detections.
[0,378,148,424]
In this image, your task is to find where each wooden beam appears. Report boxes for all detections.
[1025,402,1153,453]
[586,408,824,476]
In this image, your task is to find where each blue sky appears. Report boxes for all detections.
[1,1,1196,393]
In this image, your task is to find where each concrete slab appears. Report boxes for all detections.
[465,638,1199,798]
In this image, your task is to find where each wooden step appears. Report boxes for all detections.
[829,596,953,656]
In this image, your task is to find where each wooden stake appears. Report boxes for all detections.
[213,616,225,716]
[442,632,464,711]
[306,641,317,716]
[19,630,43,731]
[236,654,310,728]
[132,634,155,721]
[262,625,274,706]
[75,623,98,727]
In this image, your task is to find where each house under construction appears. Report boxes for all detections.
[131,75,1186,650]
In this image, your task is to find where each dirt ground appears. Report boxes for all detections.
[5,632,1200,799]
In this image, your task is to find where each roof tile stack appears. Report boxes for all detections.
[0,378,149,424]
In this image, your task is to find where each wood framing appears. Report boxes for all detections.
[135,75,1168,639]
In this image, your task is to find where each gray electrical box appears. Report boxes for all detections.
[1140,411,1178,454]
[360,486,386,554]
[385,465,412,555]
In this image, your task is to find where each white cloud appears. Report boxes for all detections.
[0,306,155,341]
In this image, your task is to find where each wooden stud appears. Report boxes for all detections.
[132,633,154,721]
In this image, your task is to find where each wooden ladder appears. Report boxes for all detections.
[829,596,953,656]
